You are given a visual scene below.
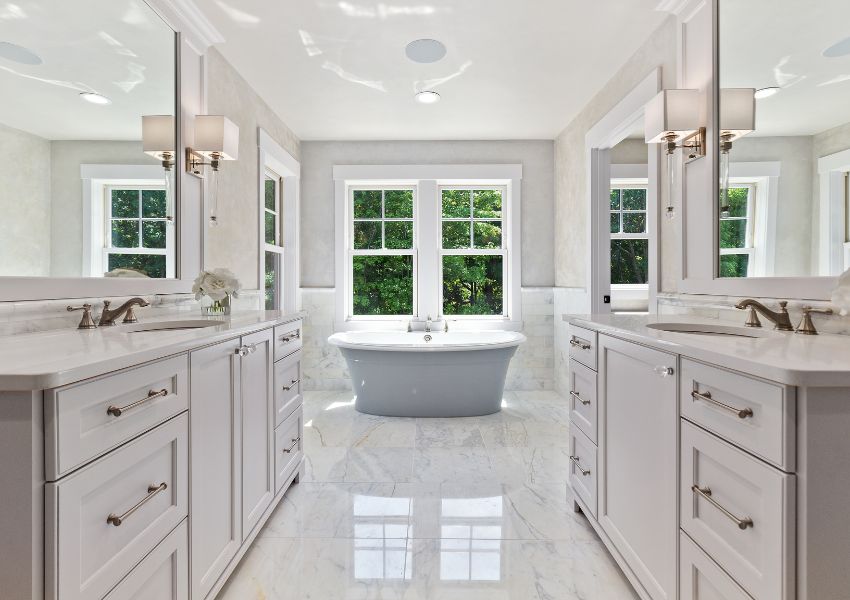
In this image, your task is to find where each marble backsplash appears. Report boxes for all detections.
[300,287,556,392]
[0,290,263,337]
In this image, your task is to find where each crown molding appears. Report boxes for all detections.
[144,0,224,53]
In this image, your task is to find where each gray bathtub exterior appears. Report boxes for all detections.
[340,345,518,418]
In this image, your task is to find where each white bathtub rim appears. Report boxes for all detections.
[328,330,527,352]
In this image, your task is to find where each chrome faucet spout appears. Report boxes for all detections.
[734,299,794,331]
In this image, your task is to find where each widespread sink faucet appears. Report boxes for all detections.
[735,299,794,331]
[99,297,150,326]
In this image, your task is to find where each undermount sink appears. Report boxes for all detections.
[119,319,226,333]
[645,322,783,339]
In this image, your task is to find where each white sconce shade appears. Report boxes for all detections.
[645,89,701,143]
[142,115,175,160]
[193,115,239,160]
[720,88,756,140]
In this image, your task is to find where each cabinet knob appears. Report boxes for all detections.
[654,366,675,377]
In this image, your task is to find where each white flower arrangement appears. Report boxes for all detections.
[831,267,850,316]
[193,268,241,302]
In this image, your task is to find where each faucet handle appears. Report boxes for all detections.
[123,306,140,324]
[796,306,834,335]
[743,305,762,328]
[67,304,97,330]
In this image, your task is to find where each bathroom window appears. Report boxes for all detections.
[104,186,171,278]
[264,169,284,310]
[719,184,755,278]
[609,185,648,285]
[349,187,416,317]
[440,187,507,316]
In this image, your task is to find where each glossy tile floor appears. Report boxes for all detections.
[218,390,638,599]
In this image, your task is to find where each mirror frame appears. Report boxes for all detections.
[676,0,838,300]
[0,0,221,302]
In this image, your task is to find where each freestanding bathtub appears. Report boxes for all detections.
[328,330,526,417]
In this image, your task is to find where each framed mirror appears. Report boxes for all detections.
[0,0,178,282]
[717,0,850,281]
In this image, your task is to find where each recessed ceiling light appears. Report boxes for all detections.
[754,87,780,99]
[415,90,440,104]
[0,41,42,65]
[406,39,446,64]
[79,92,112,105]
[823,36,850,58]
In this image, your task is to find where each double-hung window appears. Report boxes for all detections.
[264,169,284,309]
[719,183,756,277]
[349,187,416,317]
[440,187,506,316]
[609,184,648,285]
[105,186,172,278]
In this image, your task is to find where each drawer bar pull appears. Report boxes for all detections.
[107,389,168,417]
[283,437,301,454]
[280,331,301,343]
[691,390,753,419]
[570,390,590,405]
[282,378,301,392]
[569,337,591,351]
[691,485,753,530]
[106,482,168,527]
[569,455,591,476]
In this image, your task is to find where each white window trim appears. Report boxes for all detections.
[724,161,780,278]
[258,128,300,312]
[81,164,174,278]
[333,164,522,331]
[610,168,650,295]
[818,148,850,275]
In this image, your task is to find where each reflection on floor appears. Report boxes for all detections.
[218,390,638,599]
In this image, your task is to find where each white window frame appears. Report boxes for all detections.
[258,129,300,313]
[719,181,757,277]
[103,184,172,277]
[263,167,284,310]
[334,164,522,331]
[81,164,175,279]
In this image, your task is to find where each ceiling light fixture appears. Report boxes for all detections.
[79,92,112,105]
[0,41,42,65]
[754,86,780,99]
[406,38,447,64]
[415,90,440,104]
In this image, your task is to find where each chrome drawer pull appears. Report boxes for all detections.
[235,344,257,357]
[106,482,168,527]
[569,455,591,476]
[570,390,590,405]
[280,331,301,343]
[282,378,301,392]
[107,389,168,417]
[691,485,753,530]
[691,390,753,419]
[569,337,591,350]
[283,437,301,454]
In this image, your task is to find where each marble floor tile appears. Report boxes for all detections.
[412,447,495,483]
[414,418,485,448]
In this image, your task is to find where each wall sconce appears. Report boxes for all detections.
[185,115,240,227]
[719,88,756,217]
[142,115,176,222]
[645,89,705,219]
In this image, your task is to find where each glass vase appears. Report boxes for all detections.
[201,293,231,316]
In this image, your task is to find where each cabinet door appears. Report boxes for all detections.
[598,334,678,600]
[240,328,275,538]
[189,338,242,600]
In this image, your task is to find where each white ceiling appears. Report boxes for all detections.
[721,0,850,137]
[201,0,668,141]
[0,0,174,141]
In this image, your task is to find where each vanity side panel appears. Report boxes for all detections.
[796,386,850,600]
[0,391,44,600]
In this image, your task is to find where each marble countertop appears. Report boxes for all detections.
[0,310,304,391]
[566,314,850,387]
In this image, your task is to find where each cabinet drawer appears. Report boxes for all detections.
[680,531,753,600]
[569,359,597,443]
[569,425,597,518]
[275,406,304,493]
[681,421,794,600]
[103,520,188,600]
[45,355,188,480]
[568,324,597,371]
[681,359,795,470]
[47,414,189,600]
[274,350,302,427]
[273,320,303,362]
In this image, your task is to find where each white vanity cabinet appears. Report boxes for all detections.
[0,314,304,600]
[567,318,850,600]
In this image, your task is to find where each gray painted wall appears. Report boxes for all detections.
[299,140,555,288]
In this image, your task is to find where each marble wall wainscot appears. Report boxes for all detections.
[0,290,262,337]
[299,287,556,392]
